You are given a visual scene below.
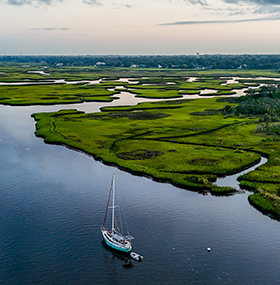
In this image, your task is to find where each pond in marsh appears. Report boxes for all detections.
[0,99,280,285]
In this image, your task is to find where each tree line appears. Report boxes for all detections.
[223,84,280,137]
[1,54,280,70]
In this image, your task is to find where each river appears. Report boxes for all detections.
[0,94,280,284]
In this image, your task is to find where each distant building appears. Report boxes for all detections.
[95,62,106,66]
[238,64,248,69]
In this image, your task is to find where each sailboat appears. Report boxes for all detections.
[101,174,134,253]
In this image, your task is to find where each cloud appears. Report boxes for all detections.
[203,5,250,16]
[5,0,104,6]
[7,0,62,5]
[83,0,102,5]
[161,13,280,25]
[7,0,29,4]
[111,2,135,9]
[223,0,280,5]
[29,27,70,30]
[121,3,134,8]
[254,4,280,13]
[221,0,280,15]
[184,0,208,5]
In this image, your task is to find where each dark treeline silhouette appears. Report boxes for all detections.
[1,54,280,70]
[223,84,280,117]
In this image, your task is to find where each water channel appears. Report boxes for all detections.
[0,81,280,284]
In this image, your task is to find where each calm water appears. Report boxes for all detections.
[0,100,280,285]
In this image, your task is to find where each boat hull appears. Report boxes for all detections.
[101,230,132,253]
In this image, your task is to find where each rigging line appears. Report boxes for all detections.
[116,187,124,234]
[117,182,129,235]
[102,174,114,228]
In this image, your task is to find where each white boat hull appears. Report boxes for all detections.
[101,229,132,253]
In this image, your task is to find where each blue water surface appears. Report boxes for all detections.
[0,103,279,285]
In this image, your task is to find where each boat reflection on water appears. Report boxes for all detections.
[101,240,135,268]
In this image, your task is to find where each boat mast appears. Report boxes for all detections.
[112,173,115,231]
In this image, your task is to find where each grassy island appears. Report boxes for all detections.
[1,63,280,219]
[32,91,280,220]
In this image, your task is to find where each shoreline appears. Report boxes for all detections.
[1,66,279,220]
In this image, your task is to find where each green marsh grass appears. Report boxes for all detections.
[33,98,262,197]
[1,64,280,218]
[0,84,117,105]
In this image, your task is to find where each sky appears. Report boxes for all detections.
[0,0,280,55]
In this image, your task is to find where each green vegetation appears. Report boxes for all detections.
[3,66,279,105]
[0,84,117,105]
[222,84,280,219]
[31,80,280,220]
[248,193,280,220]
[2,62,280,220]
[33,98,261,196]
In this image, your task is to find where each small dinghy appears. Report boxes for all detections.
[130,252,143,262]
